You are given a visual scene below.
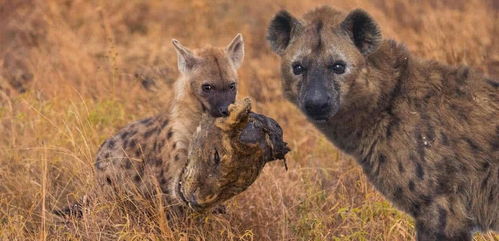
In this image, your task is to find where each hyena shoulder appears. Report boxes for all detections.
[360,28,499,236]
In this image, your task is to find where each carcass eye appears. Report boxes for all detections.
[214,150,220,165]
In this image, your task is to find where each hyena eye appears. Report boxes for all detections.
[202,84,213,92]
[331,62,346,74]
[292,63,305,75]
[229,82,236,90]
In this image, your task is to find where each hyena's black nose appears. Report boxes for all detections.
[304,91,332,118]
[218,106,229,117]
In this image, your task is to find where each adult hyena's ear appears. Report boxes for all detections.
[226,33,244,69]
[267,10,302,55]
[341,9,382,56]
[172,39,198,74]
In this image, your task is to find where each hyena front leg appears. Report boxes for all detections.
[164,130,190,205]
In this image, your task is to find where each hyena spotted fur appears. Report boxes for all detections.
[93,34,245,211]
[267,6,498,240]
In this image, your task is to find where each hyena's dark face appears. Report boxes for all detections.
[267,7,382,121]
[172,34,244,117]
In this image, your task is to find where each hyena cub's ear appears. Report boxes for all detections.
[226,33,244,69]
[341,9,382,56]
[172,39,198,74]
[267,10,302,55]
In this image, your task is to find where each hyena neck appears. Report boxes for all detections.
[165,76,204,204]
[169,76,204,138]
[321,40,411,160]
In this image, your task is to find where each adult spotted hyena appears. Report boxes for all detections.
[267,6,498,241]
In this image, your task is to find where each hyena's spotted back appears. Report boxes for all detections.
[94,114,174,199]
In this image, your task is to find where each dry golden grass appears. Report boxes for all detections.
[0,0,498,240]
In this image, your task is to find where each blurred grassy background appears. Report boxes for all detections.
[0,0,498,240]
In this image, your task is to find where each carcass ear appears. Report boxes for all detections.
[171,39,198,74]
[341,9,382,56]
[267,10,302,55]
[226,33,244,69]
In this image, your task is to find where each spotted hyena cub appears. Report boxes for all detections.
[267,6,498,240]
[64,34,287,217]
[95,34,244,211]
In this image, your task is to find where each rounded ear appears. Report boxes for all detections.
[267,10,302,55]
[340,9,382,56]
[172,39,198,74]
[226,33,244,69]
